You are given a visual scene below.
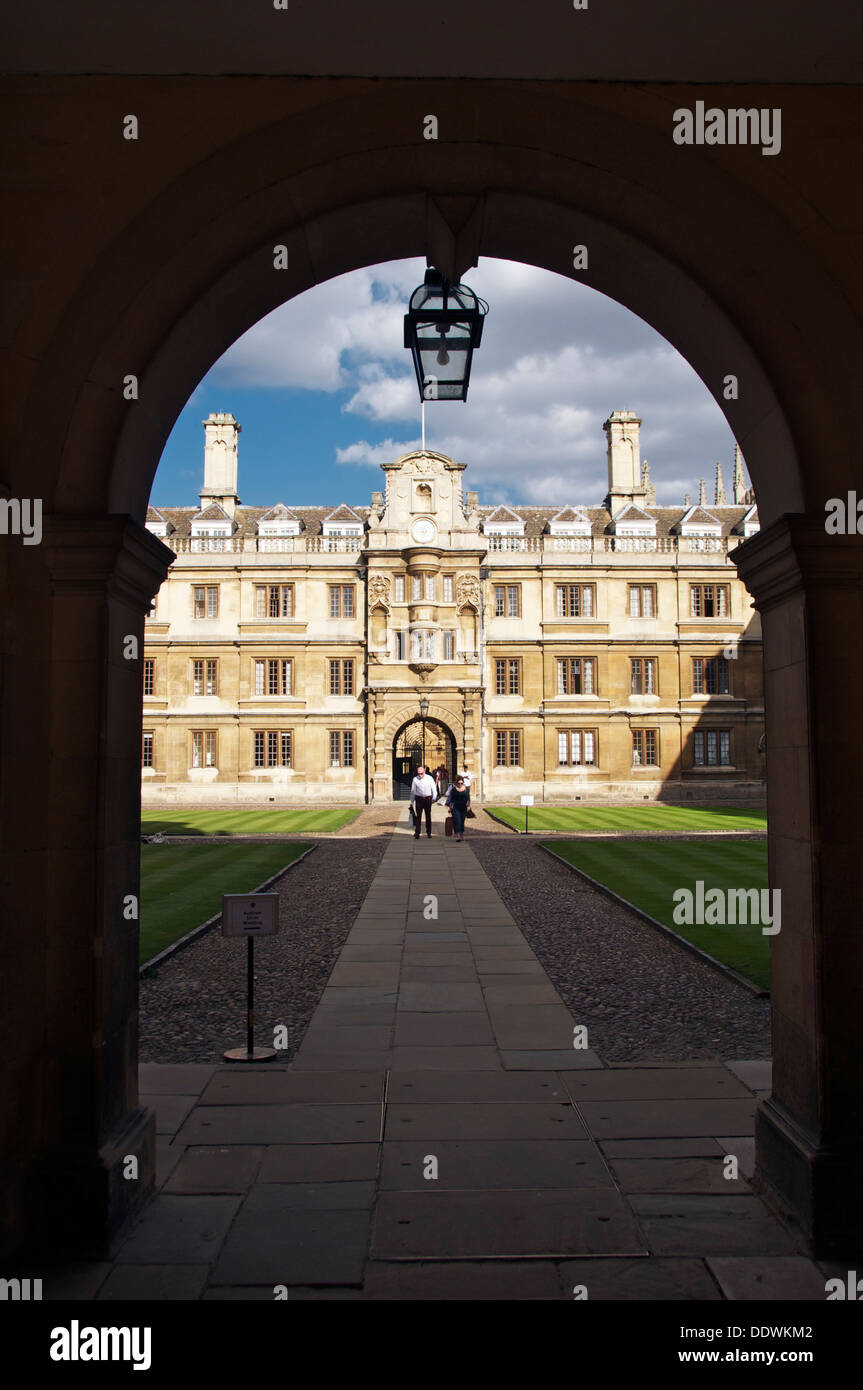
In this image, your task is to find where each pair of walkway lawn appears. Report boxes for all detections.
[489,804,767,834]
[140,842,309,962]
[547,838,770,991]
[141,807,360,836]
[69,808,825,1300]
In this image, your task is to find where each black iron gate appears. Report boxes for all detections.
[392,719,457,800]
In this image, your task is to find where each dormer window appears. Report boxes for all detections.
[484,505,525,551]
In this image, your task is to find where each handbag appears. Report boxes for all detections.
[466,808,476,819]
[444,813,454,837]
[408,805,415,827]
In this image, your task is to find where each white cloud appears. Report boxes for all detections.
[211,256,743,505]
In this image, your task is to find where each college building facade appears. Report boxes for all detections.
[142,410,764,805]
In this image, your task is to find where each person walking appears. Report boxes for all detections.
[445,775,471,842]
[410,765,437,839]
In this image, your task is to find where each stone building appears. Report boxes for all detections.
[143,410,763,804]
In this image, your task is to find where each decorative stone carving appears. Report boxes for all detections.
[455,573,480,611]
[367,573,391,609]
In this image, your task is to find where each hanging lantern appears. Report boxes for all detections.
[404,268,488,402]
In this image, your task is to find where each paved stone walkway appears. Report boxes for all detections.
[46,807,837,1300]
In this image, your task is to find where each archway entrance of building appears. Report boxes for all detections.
[392,718,457,800]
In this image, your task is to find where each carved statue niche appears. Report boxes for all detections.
[367,574,391,610]
[455,574,480,611]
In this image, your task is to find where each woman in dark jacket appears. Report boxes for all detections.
[446,775,471,842]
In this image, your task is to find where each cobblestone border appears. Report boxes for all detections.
[538,842,769,999]
[139,845,317,975]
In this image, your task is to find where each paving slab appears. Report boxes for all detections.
[155,1133,186,1188]
[578,1099,757,1138]
[116,1195,242,1264]
[200,1071,386,1105]
[630,1194,799,1256]
[483,984,565,1006]
[477,962,548,977]
[243,1181,376,1211]
[310,1004,396,1026]
[706,1256,827,1300]
[338,945,404,963]
[716,1136,756,1180]
[501,1050,604,1070]
[213,1208,371,1286]
[97,1264,210,1300]
[563,1067,753,1102]
[259,1143,380,1184]
[299,1025,393,1052]
[385,1102,587,1141]
[140,1093,199,1135]
[489,1006,581,1050]
[176,1103,382,1145]
[386,1070,571,1104]
[361,1260,563,1300]
[607,1157,750,1194]
[390,1046,503,1070]
[397,983,485,1013]
[600,1137,725,1159]
[393,1012,495,1046]
[138,1064,216,1095]
[725,1059,772,1092]
[307,987,396,1008]
[373,1190,646,1258]
[291,1050,394,1071]
[165,1146,265,1194]
[557,1257,721,1301]
[402,932,470,943]
[326,963,401,989]
[380,1139,614,1190]
[400,966,479,984]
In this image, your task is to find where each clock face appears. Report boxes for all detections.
[411,519,436,544]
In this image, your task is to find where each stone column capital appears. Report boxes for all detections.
[43,514,174,608]
[733,513,863,611]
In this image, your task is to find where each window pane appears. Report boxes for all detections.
[268,731,278,766]
[706,730,717,765]
[330,660,339,694]
[330,731,340,766]
[718,657,729,694]
[631,659,641,694]
[207,659,217,695]
[444,632,454,660]
[254,731,264,766]
[207,588,218,618]
[557,660,566,695]
[557,587,566,617]
[192,732,202,767]
[343,587,354,618]
[645,660,655,695]
[716,587,728,617]
[344,731,354,766]
[443,576,453,602]
[281,732,292,766]
[629,586,639,617]
[643,587,654,617]
[584,731,595,764]
[424,574,435,601]
[268,660,278,695]
[142,733,153,767]
[583,587,594,617]
[205,731,216,766]
[282,660,291,695]
[509,731,520,765]
[720,730,731,764]
[584,660,594,695]
[395,576,405,602]
[507,586,519,617]
[509,660,519,694]
[571,731,581,764]
[693,658,704,694]
[412,576,422,601]
[495,586,505,616]
[645,730,657,763]
[693,731,704,765]
[496,660,505,695]
[282,586,294,617]
[496,731,506,765]
[690,586,702,617]
[343,661,354,695]
[558,732,567,764]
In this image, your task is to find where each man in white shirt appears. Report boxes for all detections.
[410,765,437,839]
[460,767,472,791]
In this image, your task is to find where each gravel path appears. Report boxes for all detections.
[469,835,771,1063]
[139,837,388,1063]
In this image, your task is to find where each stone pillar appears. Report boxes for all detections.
[733,516,863,1255]
[371,690,390,801]
[0,516,173,1259]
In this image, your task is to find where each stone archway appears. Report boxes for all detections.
[3,78,863,1259]
[392,717,458,801]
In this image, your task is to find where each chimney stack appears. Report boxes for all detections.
[200,412,241,517]
[604,411,644,509]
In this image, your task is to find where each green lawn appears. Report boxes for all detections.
[545,838,771,990]
[490,803,766,834]
[141,807,360,836]
[140,842,310,963]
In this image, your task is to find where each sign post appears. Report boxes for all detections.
[221,893,280,1062]
[520,793,534,834]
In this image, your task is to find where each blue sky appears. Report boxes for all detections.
[152,257,746,512]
